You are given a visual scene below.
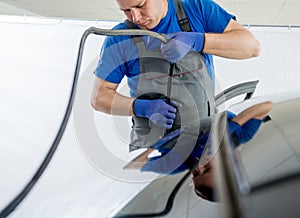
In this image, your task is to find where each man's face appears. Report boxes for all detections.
[116,0,168,30]
[192,161,214,198]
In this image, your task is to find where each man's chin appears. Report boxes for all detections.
[139,24,151,30]
[139,20,157,30]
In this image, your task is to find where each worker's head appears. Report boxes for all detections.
[192,161,216,202]
[116,0,168,29]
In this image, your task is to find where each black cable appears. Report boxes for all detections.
[0,28,84,218]
[0,27,169,218]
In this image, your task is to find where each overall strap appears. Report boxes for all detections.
[174,0,192,32]
[123,20,143,42]
[123,20,146,54]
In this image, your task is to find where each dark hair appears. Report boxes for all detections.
[194,185,215,202]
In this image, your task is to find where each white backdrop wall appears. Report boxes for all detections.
[214,26,300,99]
[0,15,300,217]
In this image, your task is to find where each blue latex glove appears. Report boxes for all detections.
[228,119,262,144]
[228,121,241,134]
[141,149,186,174]
[150,128,183,149]
[226,111,237,120]
[161,32,205,63]
[133,99,177,129]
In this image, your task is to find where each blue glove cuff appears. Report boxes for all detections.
[197,33,205,52]
[132,98,147,117]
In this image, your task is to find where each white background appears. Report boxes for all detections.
[0,15,300,217]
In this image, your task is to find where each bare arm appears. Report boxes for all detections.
[203,19,260,59]
[91,76,135,116]
[232,101,273,126]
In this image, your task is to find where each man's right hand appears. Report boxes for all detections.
[161,32,205,63]
[133,99,177,129]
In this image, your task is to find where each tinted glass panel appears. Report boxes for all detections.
[237,99,300,186]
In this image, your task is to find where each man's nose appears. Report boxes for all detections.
[131,8,142,24]
[194,166,206,176]
[198,166,206,175]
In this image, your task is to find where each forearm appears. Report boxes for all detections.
[232,101,273,126]
[203,19,260,59]
[91,77,134,116]
[203,30,260,59]
[93,91,134,116]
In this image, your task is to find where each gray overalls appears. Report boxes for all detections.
[126,0,217,151]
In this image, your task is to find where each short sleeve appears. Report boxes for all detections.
[200,0,235,33]
[93,23,139,84]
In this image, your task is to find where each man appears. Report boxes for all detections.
[91,0,260,150]
[193,101,273,202]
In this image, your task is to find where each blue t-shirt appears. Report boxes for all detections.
[94,0,235,97]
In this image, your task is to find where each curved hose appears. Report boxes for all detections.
[88,27,168,43]
[0,27,169,218]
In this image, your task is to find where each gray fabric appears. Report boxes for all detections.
[174,0,192,32]
[129,40,216,151]
[127,0,217,151]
